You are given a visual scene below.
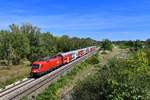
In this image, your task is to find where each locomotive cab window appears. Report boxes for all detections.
[32,64,39,69]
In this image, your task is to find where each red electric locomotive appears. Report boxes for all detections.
[31,54,63,76]
[31,51,75,76]
[31,46,96,77]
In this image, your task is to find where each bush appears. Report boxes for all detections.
[86,54,99,65]
[101,39,113,51]
[118,43,130,49]
[72,50,150,100]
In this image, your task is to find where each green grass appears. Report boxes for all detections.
[0,76,24,89]
[118,44,130,49]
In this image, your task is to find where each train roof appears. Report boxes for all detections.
[59,46,96,56]
[60,50,78,56]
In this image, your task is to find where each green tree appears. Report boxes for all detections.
[101,39,113,51]
[0,23,98,65]
[145,39,150,48]
[0,31,13,65]
[133,40,143,51]
[9,24,30,64]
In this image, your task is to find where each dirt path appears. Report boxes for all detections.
[99,48,128,65]
[59,47,127,100]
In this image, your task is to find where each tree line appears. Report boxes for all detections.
[0,23,98,66]
[100,39,150,51]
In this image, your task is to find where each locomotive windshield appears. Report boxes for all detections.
[32,64,39,69]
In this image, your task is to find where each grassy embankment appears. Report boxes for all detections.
[0,65,30,89]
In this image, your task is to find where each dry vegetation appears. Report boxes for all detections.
[0,65,30,88]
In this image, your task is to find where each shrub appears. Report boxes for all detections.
[86,53,99,65]
[72,51,150,100]
[101,39,113,51]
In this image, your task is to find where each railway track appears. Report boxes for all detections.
[0,78,35,96]
[0,48,99,100]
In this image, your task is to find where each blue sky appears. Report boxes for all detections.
[0,0,150,40]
